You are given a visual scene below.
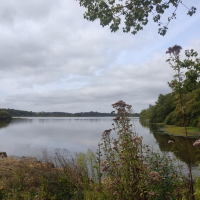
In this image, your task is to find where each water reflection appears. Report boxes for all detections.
[0,117,199,174]
[140,119,199,165]
[0,117,115,158]
[0,120,11,129]
[11,118,33,124]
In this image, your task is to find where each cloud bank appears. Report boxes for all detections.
[0,0,200,113]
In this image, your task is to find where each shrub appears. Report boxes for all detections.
[0,111,12,121]
[87,100,188,199]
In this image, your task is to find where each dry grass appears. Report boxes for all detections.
[0,156,57,198]
[0,152,84,200]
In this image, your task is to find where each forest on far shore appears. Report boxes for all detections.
[0,108,139,118]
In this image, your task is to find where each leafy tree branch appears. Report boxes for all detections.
[78,0,196,36]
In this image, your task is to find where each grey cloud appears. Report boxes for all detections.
[0,0,160,87]
[0,0,57,24]
[1,49,175,113]
[0,0,199,113]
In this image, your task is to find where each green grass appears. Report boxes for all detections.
[165,125,200,137]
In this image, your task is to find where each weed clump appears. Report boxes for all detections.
[77,100,189,200]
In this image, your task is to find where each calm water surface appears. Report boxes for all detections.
[0,117,199,176]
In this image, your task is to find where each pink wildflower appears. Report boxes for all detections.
[149,191,155,196]
[193,139,200,148]
[160,163,164,167]
[148,171,160,182]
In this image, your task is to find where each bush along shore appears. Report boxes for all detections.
[1,100,200,199]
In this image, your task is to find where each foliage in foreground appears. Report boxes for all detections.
[0,100,197,200]
[78,0,196,36]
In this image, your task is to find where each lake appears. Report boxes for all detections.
[0,117,199,177]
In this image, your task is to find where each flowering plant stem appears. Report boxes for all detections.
[166,45,195,199]
[178,68,194,199]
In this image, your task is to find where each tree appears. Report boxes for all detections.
[78,0,196,36]
[0,111,12,121]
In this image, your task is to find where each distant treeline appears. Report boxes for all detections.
[0,108,139,117]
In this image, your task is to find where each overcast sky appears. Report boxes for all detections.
[0,0,199,113]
